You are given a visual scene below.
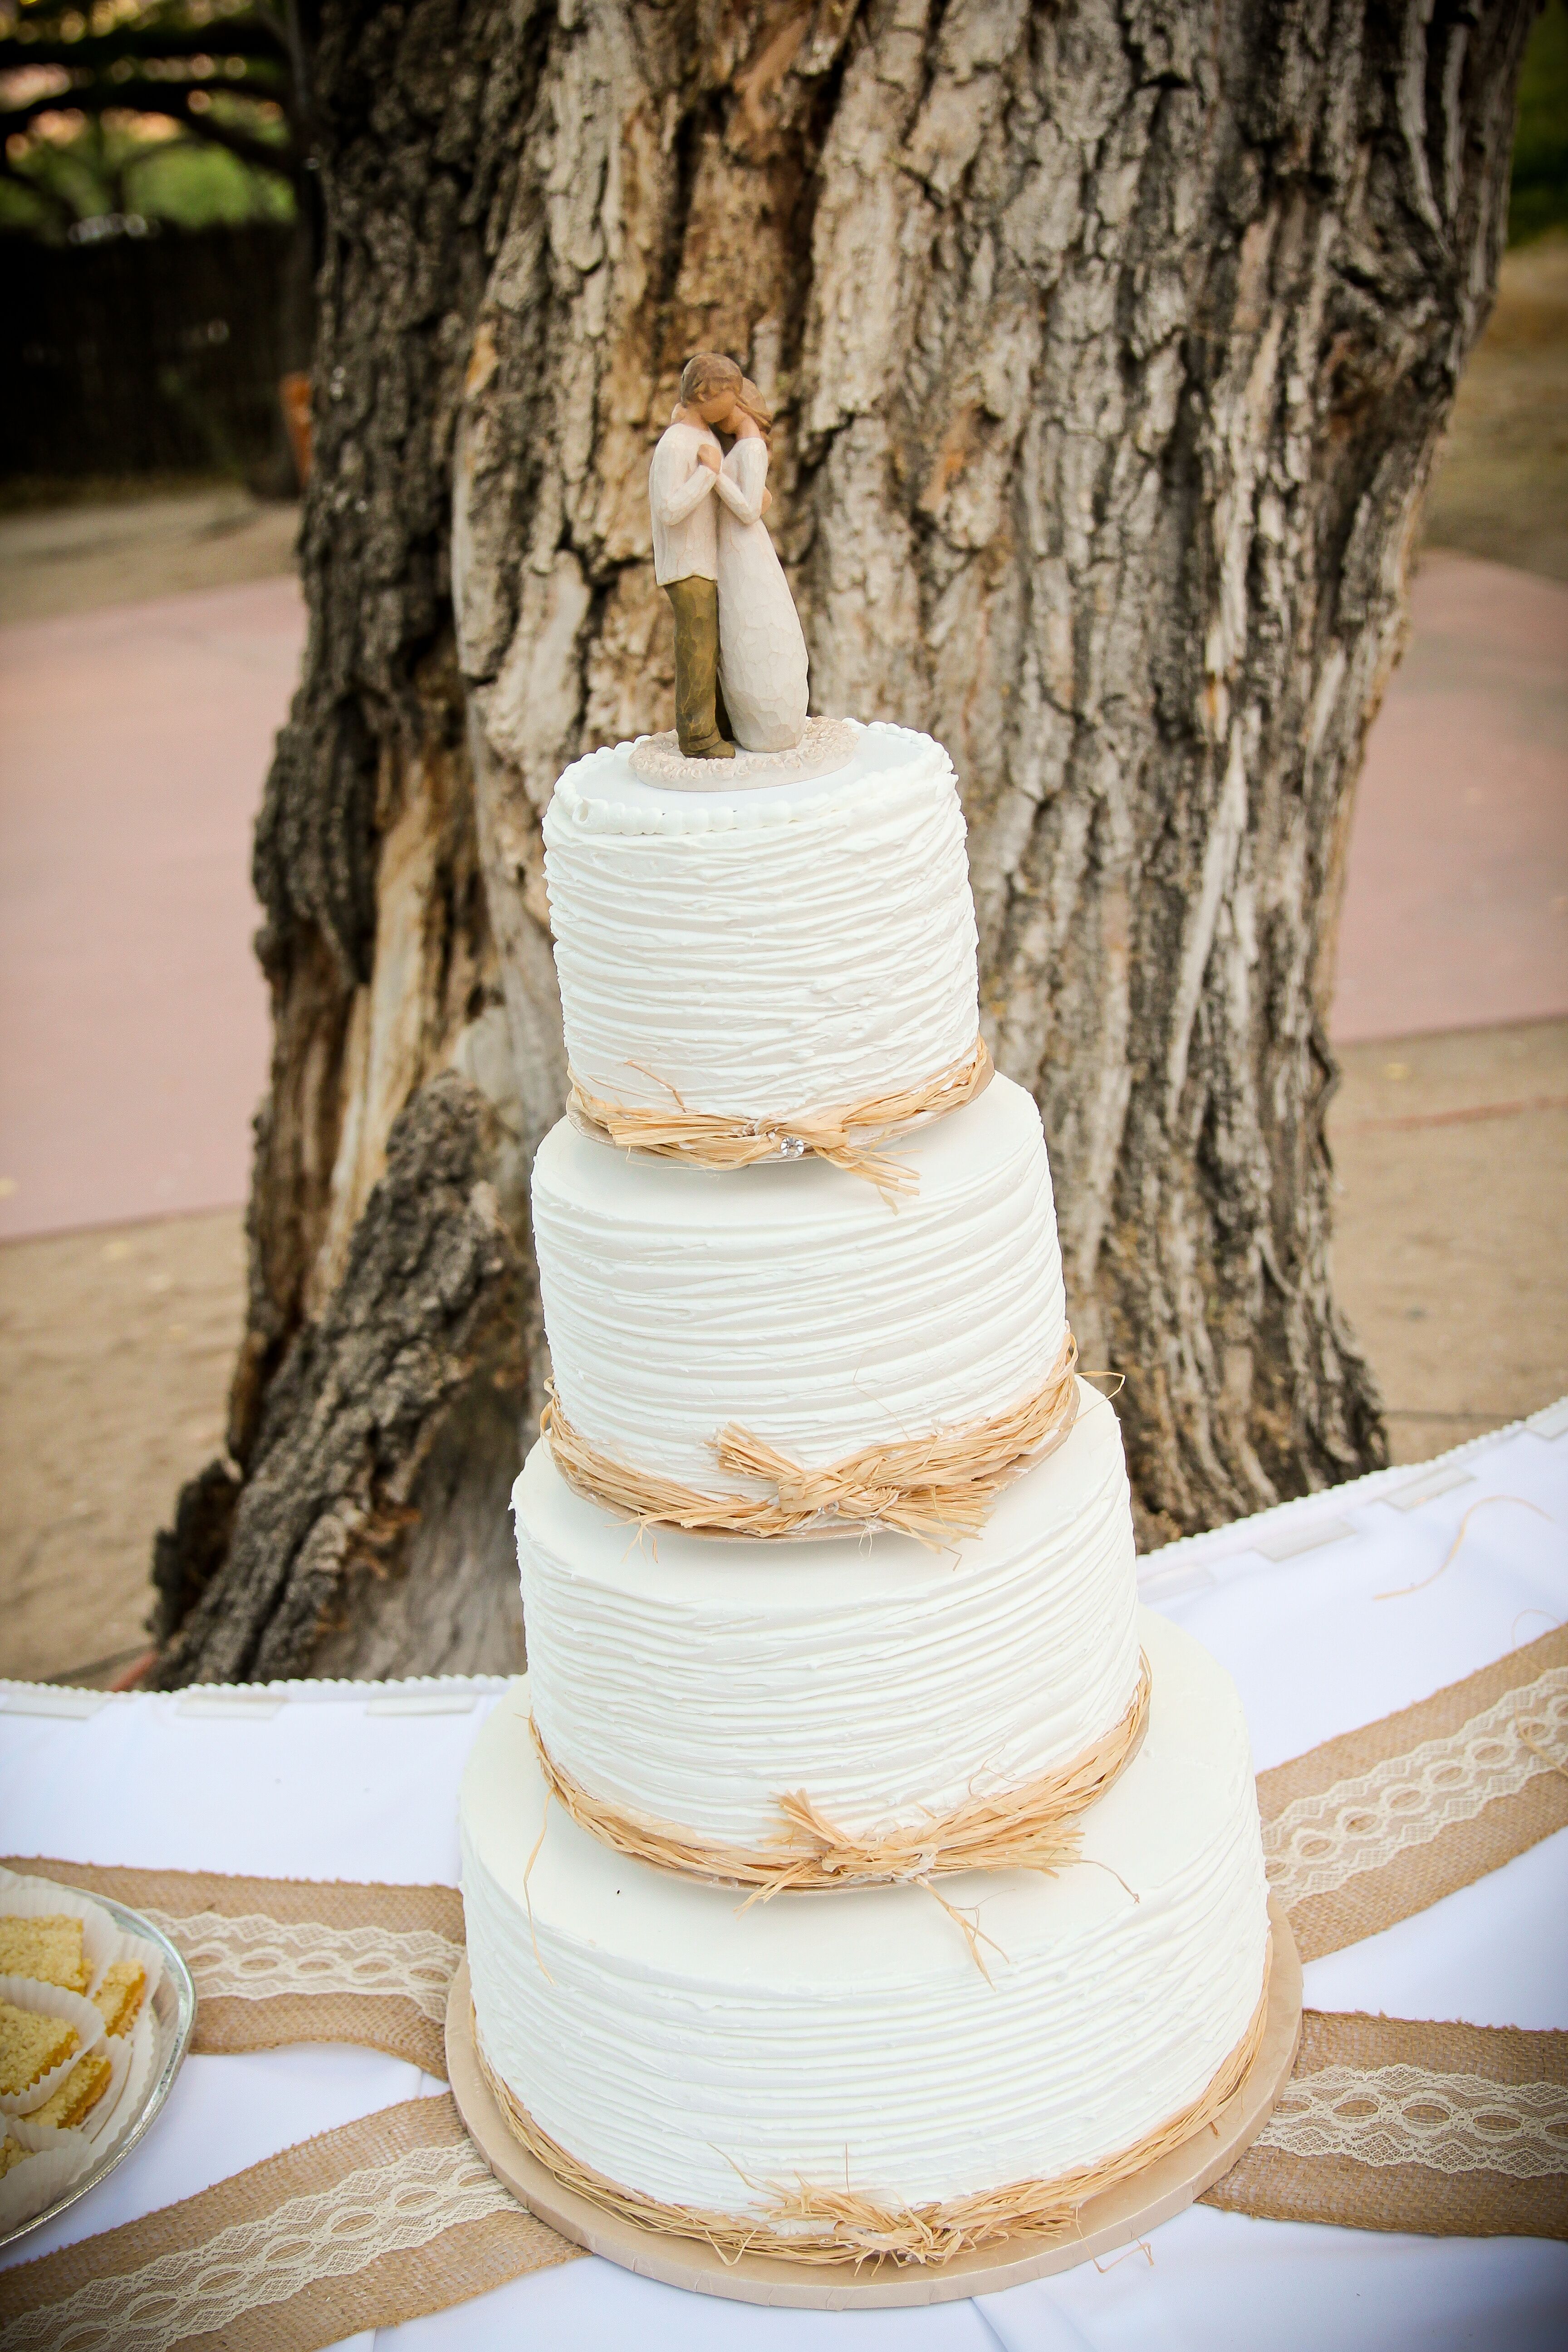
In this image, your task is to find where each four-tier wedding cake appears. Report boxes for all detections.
[460,714,1272,2269]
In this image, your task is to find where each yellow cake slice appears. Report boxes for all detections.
[90,1960,147,2041]
[30,2051,113,2131]
[0,1916,89,1996]
[0,2002,78,2097]
[0,2134,30,2179]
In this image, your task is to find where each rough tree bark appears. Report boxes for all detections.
[150,0,1537,1684]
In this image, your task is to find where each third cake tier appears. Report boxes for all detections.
[517,1379,1143,1865]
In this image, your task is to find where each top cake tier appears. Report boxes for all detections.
[543,721,979,1122]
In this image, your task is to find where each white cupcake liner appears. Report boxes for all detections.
[0,1866,165,2016]
[84,2009,155,2160]
[0,1868,117,1998]
[0,2124,90,2233]
[0,1975,108,2117]
[0,1869,177,2236]
[5,2020,132,2148]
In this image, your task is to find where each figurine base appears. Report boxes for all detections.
[629,715,860,790]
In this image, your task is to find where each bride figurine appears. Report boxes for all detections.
[711,378,809,754]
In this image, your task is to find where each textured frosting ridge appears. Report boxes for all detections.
[543,722,979,1118]
[531,1073,1068,1493]
[461,1610,1270,2215]
[517,1382,1141,1847]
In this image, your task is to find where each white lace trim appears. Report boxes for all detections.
[5,2140,515,2351]
[1262,1668,1568,1909]
[1257,2062,1568,2180]
[140,1907,461,2022]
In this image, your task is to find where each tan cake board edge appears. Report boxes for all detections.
[446,1892,1303,2311]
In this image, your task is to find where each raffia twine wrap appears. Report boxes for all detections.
[528,1651,1151,1899]
[542,1329,1080,1543]
[475,1946,1272,2269]
[568,1035,992,1198]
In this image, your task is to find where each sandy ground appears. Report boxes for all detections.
[3,1024,1563,1688]
[0,488,301,627]
[1332,549,1566,1040]
[1422,235,1568,583]
[1329,1020,1568,1461]
[0,1211,244,1685]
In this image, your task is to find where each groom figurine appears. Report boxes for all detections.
[649,353,744,759]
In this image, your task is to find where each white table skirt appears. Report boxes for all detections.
[3,1405,1566,2350]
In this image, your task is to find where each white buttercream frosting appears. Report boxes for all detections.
[516,1381,1140,1847]
[461,1608,1270,2215]
[531,1073,1068,1493]
[542,721,979,1118]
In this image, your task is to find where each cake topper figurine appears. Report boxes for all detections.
[648,353,809,761]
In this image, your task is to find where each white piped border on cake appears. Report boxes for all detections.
[550,722,954,837]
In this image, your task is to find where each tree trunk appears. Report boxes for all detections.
[150,0,1536,1683]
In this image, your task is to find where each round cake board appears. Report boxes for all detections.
[445,1894,1302,2311]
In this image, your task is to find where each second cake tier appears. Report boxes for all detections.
[533,1071,1068,1511]
[517,1378,1142,1862]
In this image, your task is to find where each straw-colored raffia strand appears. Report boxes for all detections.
[1375,1495,1553,1600]
[568,1036,993,1198]
[475,1949,1272,2269]
[527,1652,1150,1899]
[542,1331,1079,1542]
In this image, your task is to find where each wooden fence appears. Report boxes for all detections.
[2,223,310,486]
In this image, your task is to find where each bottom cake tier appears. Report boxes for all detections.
[461,1607,1269,2243]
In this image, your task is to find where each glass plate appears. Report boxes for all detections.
[0,1889,197,2254]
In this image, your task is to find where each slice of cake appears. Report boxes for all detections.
[0,2002,78,2097]
[30,2052,113,2131]
[91,1960,147,2040]
[0,1915,89,1996]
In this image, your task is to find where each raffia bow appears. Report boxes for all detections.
[528,1651,1150,1900]
[541,1329,1079,1542]
[567,1035,993,1199]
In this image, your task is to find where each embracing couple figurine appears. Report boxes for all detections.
[649,353,809,760]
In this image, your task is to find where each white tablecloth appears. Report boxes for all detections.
[3,1407,1567,2349]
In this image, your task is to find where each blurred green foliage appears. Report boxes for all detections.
[1511,0,1568,244]
[0,0,299,240]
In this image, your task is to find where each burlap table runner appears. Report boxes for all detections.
[2,1859,462,2080]
[2,1627,1563,2345]
[1255,1622,1568,1961]
[0,2019,1559,2347]
[0,2093,578,2351]
[1204,2013,1568,2239]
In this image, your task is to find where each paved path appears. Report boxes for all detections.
[0,550,1563,1240]
[0,578,299,1241]
[1335,551,1568,1042]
